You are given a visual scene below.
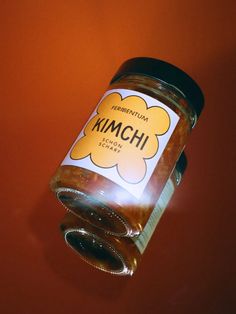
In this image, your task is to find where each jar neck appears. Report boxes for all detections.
[110,74,197,128]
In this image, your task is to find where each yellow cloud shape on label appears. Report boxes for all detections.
[70,92,170,184]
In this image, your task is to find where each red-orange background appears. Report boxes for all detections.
[0,1,235,313]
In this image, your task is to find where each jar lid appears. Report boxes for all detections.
[111,57,204,118]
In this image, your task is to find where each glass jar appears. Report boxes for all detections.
[60,153,186,276]
[50,57,204,237]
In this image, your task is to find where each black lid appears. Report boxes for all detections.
[176,152,187,175]
[111,57,204,118]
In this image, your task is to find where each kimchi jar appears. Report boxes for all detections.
[50,57,204,237]
[60,153,186,276]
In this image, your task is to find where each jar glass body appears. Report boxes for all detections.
[51,74,196,236]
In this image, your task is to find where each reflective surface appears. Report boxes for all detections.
[1,1,235,313]
[65,230,128,275]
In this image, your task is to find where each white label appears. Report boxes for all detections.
[134,178,175,254]
[62,89,179,199]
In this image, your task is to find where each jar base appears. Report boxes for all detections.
[56,187,131,237]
